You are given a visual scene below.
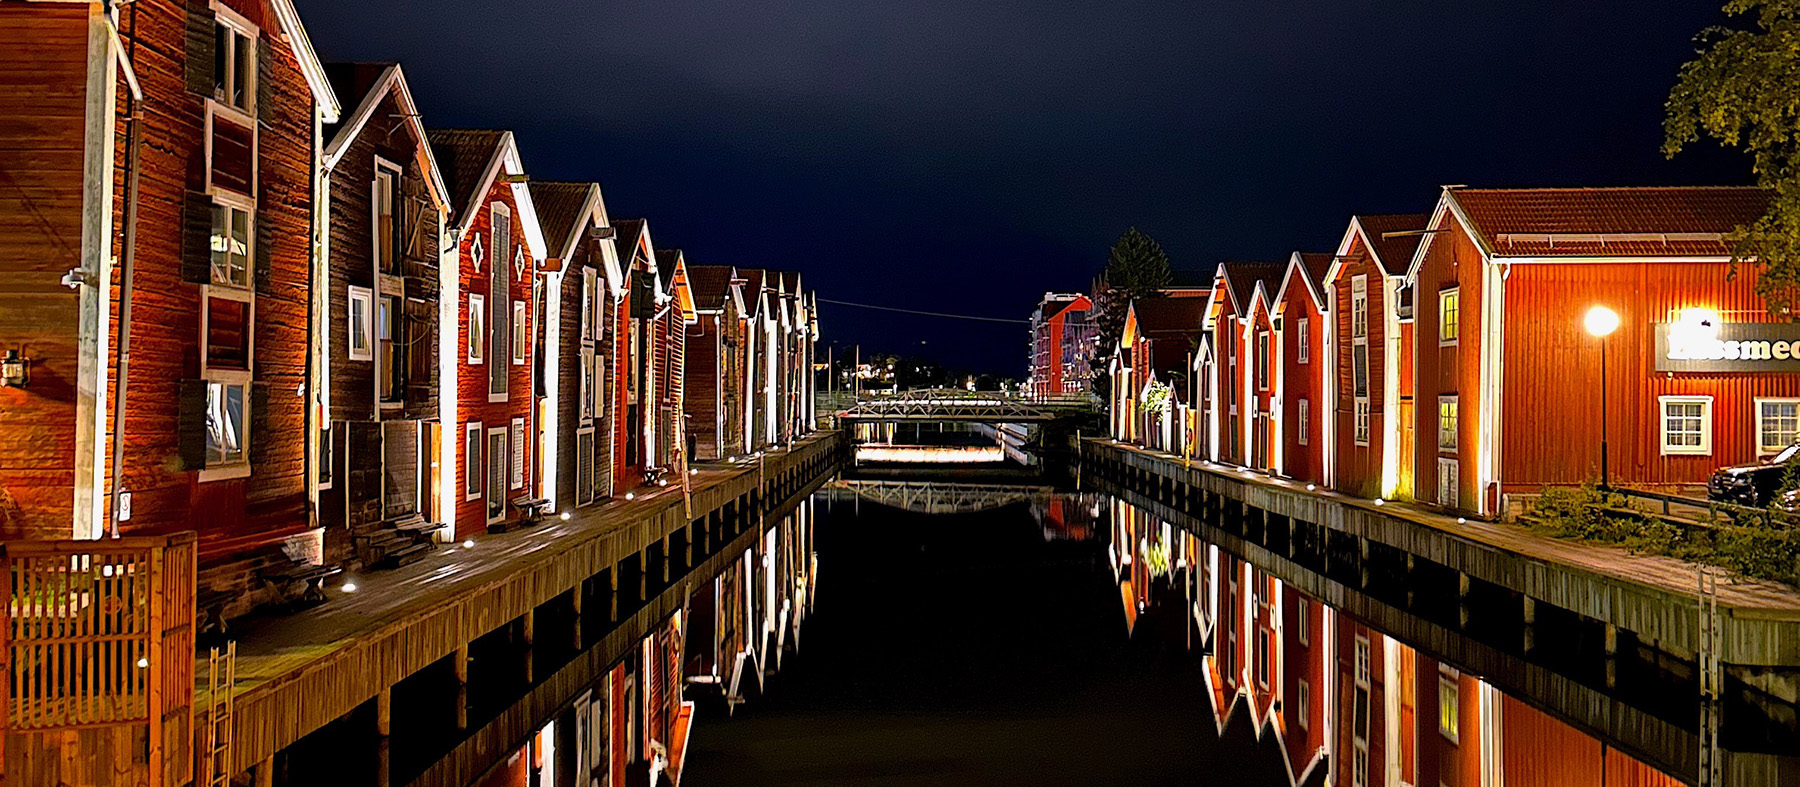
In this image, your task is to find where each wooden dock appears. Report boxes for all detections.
[200,433,846,778]
[1082,438,1800,704]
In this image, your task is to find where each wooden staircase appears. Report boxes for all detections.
[352,513,441,570]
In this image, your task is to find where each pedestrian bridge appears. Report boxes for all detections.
[830,479,1055,514]
[831,388,1091,423]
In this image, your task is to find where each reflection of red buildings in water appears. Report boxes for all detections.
[1108,500,1683,787]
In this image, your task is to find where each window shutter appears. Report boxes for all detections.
[249,382,270,465]
[256,36,273,124]
[178,379,209,470]
[254,210,273,294]
[184,3,215,96]
[182,190,212,284]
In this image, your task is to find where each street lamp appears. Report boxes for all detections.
[1584,306,1621,488]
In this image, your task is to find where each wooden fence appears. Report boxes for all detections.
[0,533,196,787]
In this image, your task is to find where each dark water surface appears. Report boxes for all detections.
[682,492,1292,787]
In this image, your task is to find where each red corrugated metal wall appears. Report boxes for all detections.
[1502,261,1800,489]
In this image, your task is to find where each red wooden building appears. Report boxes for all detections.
[1274,253,1333,484]
[683,265,746,461]
[1111,296,1206,448]
[654,249,697,475]
[611,219,653,491]
[1326,215,1425,500]
[1405,186,1778,515]
[1200,262,1284,467]
[427,129,547,537]
[317,62,451,569]
[531,180,623,512]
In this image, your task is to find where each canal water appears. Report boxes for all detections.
[292,446,1797,786]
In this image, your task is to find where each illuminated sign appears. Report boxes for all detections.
[1655,320,1800,372]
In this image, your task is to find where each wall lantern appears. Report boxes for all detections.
[1,349,29,388]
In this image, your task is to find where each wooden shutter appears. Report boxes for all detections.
[181,191,212,285]
[248,382,270,466]
[576,432,595,506]
[254,209,272,294]
[256,33,273,124]
[178,379,209,470]
[183,3,215,96]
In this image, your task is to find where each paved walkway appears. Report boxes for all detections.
[1100,440,1800,616]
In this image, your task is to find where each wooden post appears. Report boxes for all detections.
[1458,572,1472,629]
[376,687,391,737]
[571,590,584,651]
[639,547,651,600]
[454,643,469,731]
[254,757,275,787]
[521,609,535,647]
[610,565,621,623]
[661,534,673,583]
[1522,596,1537,655]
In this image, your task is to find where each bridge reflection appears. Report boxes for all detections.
[828,479,1056,515]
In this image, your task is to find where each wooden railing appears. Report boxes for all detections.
[0,533,196,787]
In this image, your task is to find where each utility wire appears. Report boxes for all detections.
[816,297,1028,325]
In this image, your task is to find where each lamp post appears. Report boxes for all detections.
[1584,306,1621,489]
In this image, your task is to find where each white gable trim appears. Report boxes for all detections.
[322,66,452,212]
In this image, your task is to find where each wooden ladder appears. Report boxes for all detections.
[204,642,237,787]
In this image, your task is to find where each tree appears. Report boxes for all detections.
[1089,227,1174,395]
[1665,0,1800,310]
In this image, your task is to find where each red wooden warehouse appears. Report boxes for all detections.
[1274,252,1333,485]
[1326,215,1425,500]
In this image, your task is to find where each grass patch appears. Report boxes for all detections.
[1523,485,1800,586]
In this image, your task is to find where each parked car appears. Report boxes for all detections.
[1706,444,1800,507]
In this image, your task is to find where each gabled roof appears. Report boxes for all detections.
[424,129,547,259]
[1273,252,1333,311]
[1220,261,1285,316]
[1130,296,1208,339]
[321,63,451,212]
[612,219,648,268]
[528,181,623,294]
[1447,186,1766,258]
[655,249,682,293]
[659,250,697,323]
[733,268,768,320]
[1327,213,1427,285]
[685,265,735,311]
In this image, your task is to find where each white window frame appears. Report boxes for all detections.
[1439,287,1460,346]
[464,421,482,501]
[1296,597,1309,645]
[1438,668,1461,744]
[486,427,508,524]
[1438,394,1458,452]
[1297,398,1309,446]
[510,416,526,490]
[347,285,374,361]
[1439,457,1460,509]
[1659,395,1713,456]
[1755,397,1800,456]
[209,2,258,115]
[209,193,255,288]
[201,284,254,373]
[1297,679,1311,731]
[468,293,486,364]
[1350,275,1369,340]
[1354,397,1371,446]
[512,300,528,365]
[199,370,253,483]
[1255,330,1271,391]
[1297,316,1310,364]
[372,157,403,274]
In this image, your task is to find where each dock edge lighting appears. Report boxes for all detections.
[1584,305,1621,338]
[0,348,29,388]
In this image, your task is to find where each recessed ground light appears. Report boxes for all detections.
[1374,499,1385,506]
[342,582,358,593]
[1457,517,1467,524]
[1306,484,1316,491]
[625,492,635,500]
[560,512,571,521]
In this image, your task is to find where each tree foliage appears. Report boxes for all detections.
[1089,227,1174,391]
[1666,0,1800,310]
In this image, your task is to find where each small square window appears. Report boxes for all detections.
[1660,396,1712,455]
[1757,399,1800,456]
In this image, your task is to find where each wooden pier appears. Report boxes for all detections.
[200,432,847,781]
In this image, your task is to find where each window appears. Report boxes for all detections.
[1351,343,1369,397]
[1297,680,1311,730]
[1256,627,1271,688]
[1354,398,1371,446]
[580,346,595,422]
[1351,635,1372,786]
[1296,597,1309,645]
[1297,317,1310,363]
[204,290,251,371]
[205,374,250,471]
[348,286,374,361]
[210,201,252,288]
[1439,670,1461,743]
[1439,458,1460,509]
[1438,395,1458,451]
[489,204,512,398]
[210,6,256,113]
[1439,288,1460,345]
[465,422,482,500]
[1757,399,1800,456]
[581,268,596,341]
[1298,399,1310,446]
[1350,275,1369,339]
[1255,331,1270,391]
[468,294,485,364]
[512,300,528,365]
[510,417,526,490]
[373,159,402,275]
[317,424,334,490]
[1660,396,1713,455]
[487,429,507,521]
[1354,636,1371,688]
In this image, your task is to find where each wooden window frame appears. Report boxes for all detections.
[464,421,482,501]
[1350,275,1369,340]
[1354,397,1370,446]
[1439,287,1460,346]
[198,370,253,483]
[1659,395,1713,456]
[1755,397,1800,456]
[347,285,374,361]
[1297,316,1310,364]
[468,293,486,365]
[208,193,255,288]
[1297,679,1311,731]
[510,416,526,490]
[1255,330,1271,392]
[372,157,404,276]
[208,1,258,115]
[1439,457,1460,509]
[1296,597,1309,645]
[1438,394,1458,452]
[201,284,254,374]
[1438,668,1461,744]
[1297,398,1309,446]
[486,427,508,523]
[511,300,528,366]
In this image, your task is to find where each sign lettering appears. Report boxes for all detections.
[1655,322,1800,372]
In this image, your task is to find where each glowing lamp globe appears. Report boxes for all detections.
[1584,306,1620,338]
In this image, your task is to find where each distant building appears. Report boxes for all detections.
[1028,292,1096,397]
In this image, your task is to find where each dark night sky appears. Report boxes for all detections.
[296,0,1747,376]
